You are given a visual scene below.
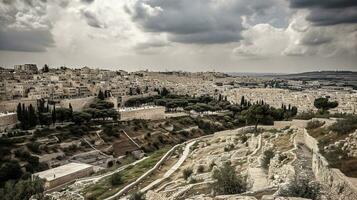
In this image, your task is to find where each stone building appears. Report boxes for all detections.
[14,64,38,73]
[33,162,94,190]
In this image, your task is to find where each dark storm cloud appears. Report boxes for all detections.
[288,0,357,25]
[289,0,357,9]
[0,0,55,52]
[0,29,54,52]
[126,0,279,44]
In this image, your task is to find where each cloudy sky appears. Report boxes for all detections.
[0,0,356,73]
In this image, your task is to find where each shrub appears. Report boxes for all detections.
[224,144,234,152]
[279,177,321,200]
[110,172,123,186]
[182,168,193,180]
[240,135,249,143]
[26,142,41,153]
[212,162,246,195]
[329,115,357,135]
[261,149,275,169]
[129,191,145,200]
[197,165,205,173]
[306,120,325,130]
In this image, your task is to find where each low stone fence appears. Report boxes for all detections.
[302,129,357,199]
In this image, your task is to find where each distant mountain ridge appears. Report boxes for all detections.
[272,71,357,81]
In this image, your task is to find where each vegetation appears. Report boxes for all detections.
[0,177,45,200]
[182,168,193,180]
[261,149,275,169]
[129,191,145,200]
[212,162,246,195]
[110,172,123,186]
[329,115,357,135]
[279,177,321,200]
[306,120,325,130]
[84,147,171,199]
[314,97,338,114]
[197,165,205,173]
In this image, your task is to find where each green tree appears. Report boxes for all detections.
[314,97,338,114]
[42,64,49,73]
[110,172,123,186]
[0,161,23,184]
[98,89,105,100]
[69,103,73,118]
[0,177,45,200]
[28,104,37,128]
[240,104,273,132]
[56,108,72,123]
[129,191,145,200]
[212,162,246,195]
[72,111,92,125]
[161,87,170,97]
[51,104,56,124]
[16,103,22,122]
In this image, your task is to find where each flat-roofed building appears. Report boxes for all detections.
[33,162,94,190]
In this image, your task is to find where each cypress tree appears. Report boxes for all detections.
[28,104,37,128]
[98,90,105,100]
[17,103,22,122]
[52,104,56,124]
[240,96,245,106]
[69,103,73,118]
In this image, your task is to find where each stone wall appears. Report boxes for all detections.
[59,96,95,111]
[0,113,17,131]
[0,99,37,112]
[274,120,309,129]
[302,129,357,199]
[118,106,165,121]
[46,167,94,190]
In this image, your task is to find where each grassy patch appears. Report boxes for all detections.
[83,146,171,199]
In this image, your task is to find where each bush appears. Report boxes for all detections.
[26,142,41,153]
[212,162,246,195]
[279,177,321,200]
[197,165,205,173]
[129,191,145,200]
[182,168,193,180]
[0,177,45,200]
[306,120,325,130]
[110,172,123,186]
[329,115,357,135]
[261,149,275,169]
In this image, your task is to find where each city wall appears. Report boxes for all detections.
[302,129,357,199]
[59,96,95,111]
[0,99,37,112]
[0,113,17,131]
[119,106,165,121]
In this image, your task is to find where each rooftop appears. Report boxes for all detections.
[33,162,93,181]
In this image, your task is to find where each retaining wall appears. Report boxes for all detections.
[302,129,357,199]
[0,99,37,112]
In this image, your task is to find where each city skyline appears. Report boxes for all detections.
[0,0,356,73]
